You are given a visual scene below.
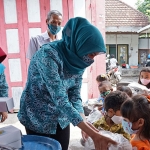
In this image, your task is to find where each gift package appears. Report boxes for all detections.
[0,97,14,112]
[0,125,22,149]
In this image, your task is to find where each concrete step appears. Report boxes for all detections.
[121,68,142,77]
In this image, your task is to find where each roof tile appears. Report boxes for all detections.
[106,0,149,27]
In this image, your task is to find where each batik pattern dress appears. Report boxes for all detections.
[18,44,84,134]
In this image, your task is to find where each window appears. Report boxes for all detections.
[106,44,128,65]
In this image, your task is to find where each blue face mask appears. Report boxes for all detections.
[48,24,61,35]
[122,119,139,134]
[82,55,94,65]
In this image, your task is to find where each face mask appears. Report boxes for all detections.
[140,78,150,85]
[100,90,111,98]
[82,55,94,65]
[111,115,123,124]
[48,24,61,35]
[122,119,139,134]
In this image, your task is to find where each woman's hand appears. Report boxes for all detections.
[81,122,99,141]
[78,121,117,150]
[81,130,88,141]
[0,112,8,122]
[91,132,117,150]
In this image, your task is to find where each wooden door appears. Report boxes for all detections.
[0,0,28,109]
[0,0,69,109]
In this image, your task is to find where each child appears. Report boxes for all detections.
[121,95,150,149]
[138,67,150,100]
[93,91,130,140]
[96,74,109,86]
[94,80,113,110]
[138,67,150,89]
[81,91,130,147]
[117,86,132,97]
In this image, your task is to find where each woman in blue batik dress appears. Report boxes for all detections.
[18,17,117,150]
[0,47,9,122]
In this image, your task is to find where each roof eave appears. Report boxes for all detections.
[106,26,143,33]
[137,24,150,33]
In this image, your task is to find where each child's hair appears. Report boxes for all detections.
[96,74,108,83]
[98,81,112,89]
[117,86,132,97]
[104,91,129,112]
[138,67,150,89]
[121,95,150,140]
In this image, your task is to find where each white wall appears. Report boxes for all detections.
[139,38,150,49]
[106,34,139,66]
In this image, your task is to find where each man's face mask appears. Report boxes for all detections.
[48,24,61,35]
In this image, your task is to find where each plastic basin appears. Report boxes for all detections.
[20,135,62,150]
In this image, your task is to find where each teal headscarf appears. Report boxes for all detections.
[50,17,106,74]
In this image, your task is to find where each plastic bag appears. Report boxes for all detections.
[87,107,103,124]
[128,82,150,95]
[84,130,132,150]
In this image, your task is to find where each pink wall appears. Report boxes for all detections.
[86,0,106,99]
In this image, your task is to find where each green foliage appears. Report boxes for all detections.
[136,0,150,19]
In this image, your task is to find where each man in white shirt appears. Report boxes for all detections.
[26,10,63,60]
[109,54,118,69]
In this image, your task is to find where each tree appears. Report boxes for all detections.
[136,0,150,19]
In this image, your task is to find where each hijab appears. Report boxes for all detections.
[50,17,106,74]
[0,47,7,74]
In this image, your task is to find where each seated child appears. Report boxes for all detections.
[87,81,113,123]
[121,95,150,150]
[95,80,113,110]
[81,91,131,146]
[138,67,150,89]
[93,91,130,140]
[96,74,109,86]
[83,74,108,116]
[117,86,132,97]
[96,74,109,103]
[138,67,150,100]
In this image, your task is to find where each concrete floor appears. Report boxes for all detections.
[0,76,138,150]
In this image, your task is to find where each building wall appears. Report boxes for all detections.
[139,38,150,50]
[106,34,139,66]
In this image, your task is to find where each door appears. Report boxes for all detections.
[106,45,117,58]
[139,49,148,65]
[0,0,69,109]
[109,45,117,58]
[118,45,128,65]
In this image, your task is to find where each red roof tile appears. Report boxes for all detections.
[106,0,149,27]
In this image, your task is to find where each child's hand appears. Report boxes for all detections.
[94,104,103,111]
[143,90,149,96]
[0,112,8,122]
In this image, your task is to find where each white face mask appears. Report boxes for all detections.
[111,115,123,124]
